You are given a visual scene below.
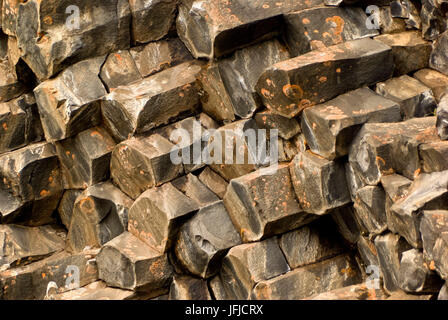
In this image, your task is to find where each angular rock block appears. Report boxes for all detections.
[419,141,448,172]
[201,39,290,121]
[207,119,266,181]
[58,190,82,230]
[174,201,241,278]
[67,182,133,253]
[390,0,421,29]
[172,174,219,208]
[100,50,141,91]
[284,6,378,56]
[130,38,193,78]
[290,151,350,214]
[374,233,412,294]
[357,235,380,270]
[224,164,315,242]
[0,142,62,224]
[420,210,448,280]
[376,75,437,119]
[128,182,199,253]
[331,205,364,244]
[255,110,300,140]
[390,170,448,248]
[216,237,290,300]
[0,33,25,102]
[110,133,183,200]
[380,173,411,234]
[353,186,387,235]
[398,248,442,293]
[55,127,116,189]
[169,275,211,300]
[279,217,346,269]
[375,31,432,75]
[0,93,43,155]
[0,224,65,271]
[377,5,407,35]
[34,56,106,142]
[176,0,323,59]
[198,167,228,199]
[421,0,447,41]
[252,253,362,300]
[102,61,202,141]
[436,95,448,140]
[348,117,439,185]
[97,232,173,294]
[301,87,401,160]
[414,69,448,102]
[430,30,448,76]
[438,283,448,300]
[256,38,393,118]
[129,0,177,44]
[10,0,131,80]
[345,161,364,200]
[0,249,99,300]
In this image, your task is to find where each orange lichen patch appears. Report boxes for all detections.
[336,68,341,73]
[302,18,311,24]
[282,84,303,99]
[114,53,123,61]
[2,123,7,131]
[43,16,53,25]
[260,88,271,99]
[429,260,436,270]
[413,168,421,179]
[375,156,386,166]
[40,189,50,197]
[318,76,328,83]
[325,16,345,43]
[262,4,270,9]
[90,130,103,138]
[79,197,95,213]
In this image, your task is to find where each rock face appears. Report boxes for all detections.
[3,0,448,301]
[256,38,393,118]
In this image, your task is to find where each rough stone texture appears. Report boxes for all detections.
[348,117,439,185]
[10,0,131,80]
[169,275,211,300]
[430,30,448,75]
[200,39,290,121]
[224,164,315,242]
[0,32,25,103]
[102,61,202,141]
[290,151,350,214]
[255,110,300,140]
[53,281,137,300]
[284,6,378,56]
[128,182,199,253]
[390,170,448,248]
[129,0,177,44]
[419,140,448,172]
[374,31,432,76]
[97,232,173,294]
[172,173,219,208]
[33,56,106,142]
[198,167,228,199]
[374,233,412,294]
[420,210,448,280]
[0,93,43,155]
[301,87,401,160]
[174,201,241,278]
[0,249,99,300]
[353,186,388,235]
[398,248,442,293]
[67,182,133,253]
[376,75,437,119]
[421,0,448,41]
[279,217,346,269]
[100,50,141,91]
[256,38,393,118]
[0,142,62,226]
[0,224,65,271]
[331,205,364,245]
[215,237,290,300]
[58,190,82,230]
[436,95,448,140]
[55,127,116,189]
[414,68,448,102]
[110,133,183,200]
[176,0,324,59]
[304,283,387,300]
[251,253,362,300]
